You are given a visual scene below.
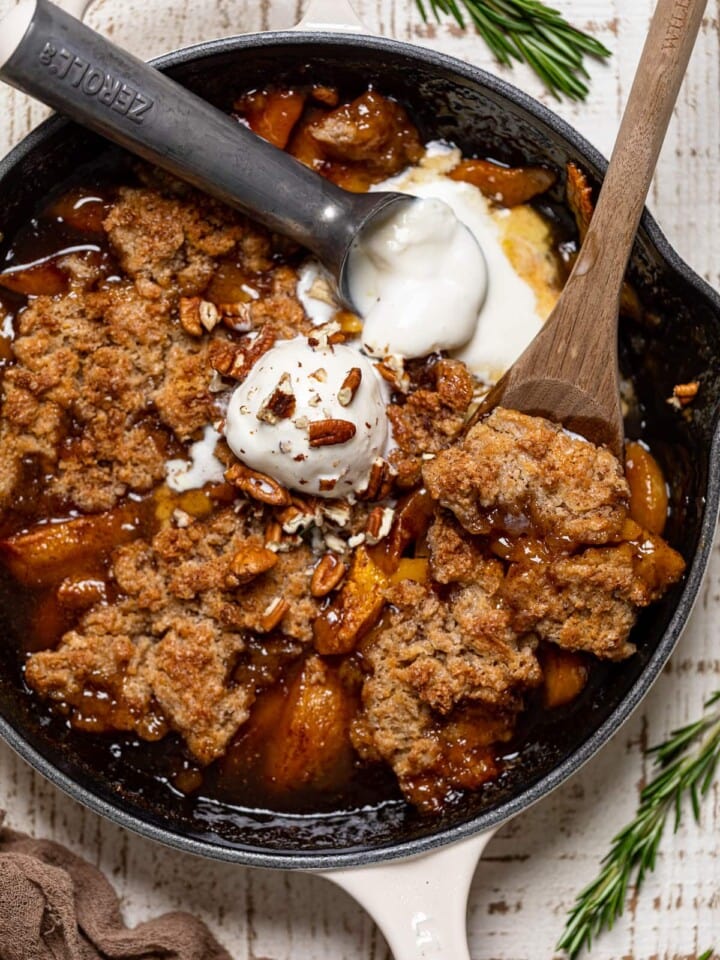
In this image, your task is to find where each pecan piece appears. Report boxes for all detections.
[228,544,278,585]
[313,547,389,654]
[208,327,276,382]
[357,457,394,501]
[208,339,247,378]
[278,503,316,534]
[375,358,410,393]
[308,418,356,447]
[257,372,296,424]
[258,597,289,633]
[178,297,203,337]
[308,320,343,349]
[365,506,395,545]
[219,302,253,331]
[338,367,362,407]
[264,519,282,546]
[307,275,337,305]
[199,300,220,331]
[311,553,347,598]
[225,462,291,506]
[179,297,220,337]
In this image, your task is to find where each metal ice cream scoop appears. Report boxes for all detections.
[0,0,412,309]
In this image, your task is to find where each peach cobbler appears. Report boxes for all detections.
[0,86,685,813]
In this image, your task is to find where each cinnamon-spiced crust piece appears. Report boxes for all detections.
[352,579,539,810]
[25,507,320,764]
[423,407,630,544]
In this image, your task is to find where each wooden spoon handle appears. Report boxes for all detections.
[559,0,706,330]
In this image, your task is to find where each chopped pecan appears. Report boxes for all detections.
[225,462,291,506]
[307,275,337,305]
[257,372,296,424]
[179,297,203,337]
[180,297,220,336]
[228,544,278,585]
[264,519,283,546]
[172,509,193,528]
[199,300,220,332]
[365,506,395,545]
[311,553,347,597]
[338,367,362,407]
[208,327,276,382]
[219,302,253,331]
[319,499,352,528]
[357,457,394,501]
[258,597,290,633]
[375,358,410,393]
[308,320,342,350]
[208,339,246,378]
[278,503,315,534]
[308,419,356,447]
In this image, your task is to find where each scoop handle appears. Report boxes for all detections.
[0,0,360,274]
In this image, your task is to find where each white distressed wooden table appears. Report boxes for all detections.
[1,1,719,957]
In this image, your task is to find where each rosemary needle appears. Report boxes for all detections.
[557,692,720,959]
[415,0,611,100]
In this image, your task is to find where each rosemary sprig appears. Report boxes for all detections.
[414,0,611,100]
[557,692,720,959]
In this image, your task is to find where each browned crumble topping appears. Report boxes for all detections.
[352,578,529,810]
[0,86,687,815]
[423,407,630,544]
[26,507,320,763]
[388,357,475,489]
[501,537,685,661]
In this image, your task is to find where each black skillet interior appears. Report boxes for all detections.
[1,32,720,869]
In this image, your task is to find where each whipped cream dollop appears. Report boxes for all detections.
[321,143,546,380]
[348,197,488,359]
[225,337,388,498]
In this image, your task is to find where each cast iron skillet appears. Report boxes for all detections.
[0,3,719,950]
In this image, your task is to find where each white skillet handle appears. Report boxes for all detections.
[315,830,495,960]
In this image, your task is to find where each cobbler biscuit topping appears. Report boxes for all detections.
[0,85,686,814]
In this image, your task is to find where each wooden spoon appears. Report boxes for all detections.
[478,0,707,457]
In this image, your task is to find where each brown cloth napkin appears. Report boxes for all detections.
[0,811,232,960]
